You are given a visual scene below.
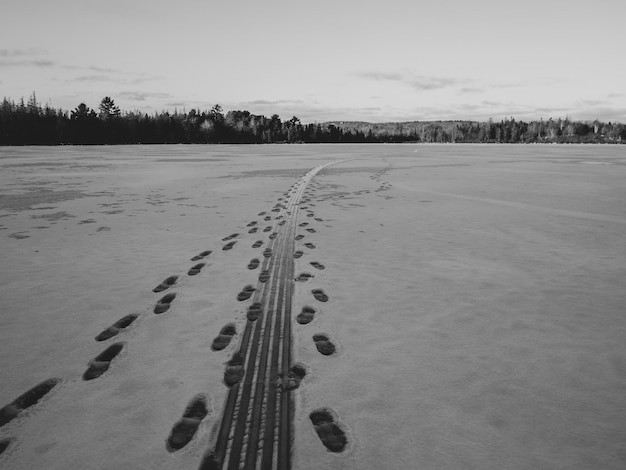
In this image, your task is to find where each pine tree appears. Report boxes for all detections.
[27,91,40,115]
[98,97,120,120]
[71,103,92,120]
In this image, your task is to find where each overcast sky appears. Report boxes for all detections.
[1,0,624,123]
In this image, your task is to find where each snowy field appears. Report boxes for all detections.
[1,144,625,469]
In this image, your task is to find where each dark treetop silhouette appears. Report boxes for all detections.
[1,94,624,145]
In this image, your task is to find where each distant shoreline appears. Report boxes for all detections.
[1,142,625,147]
[1,97,623,145]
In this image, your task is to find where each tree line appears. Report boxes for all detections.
[1,93,624,145]
[326,118,625,144]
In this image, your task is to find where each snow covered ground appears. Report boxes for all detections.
[1,144,625,469]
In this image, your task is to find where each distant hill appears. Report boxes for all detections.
[320,119,624,144]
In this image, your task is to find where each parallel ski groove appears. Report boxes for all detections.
[207,161,344,470]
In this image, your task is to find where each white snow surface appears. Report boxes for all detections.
[1,144,625,470]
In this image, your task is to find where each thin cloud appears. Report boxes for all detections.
[577,99,608,107]
[406,76,462,91]
[0,52,155,85]
[67,74,157,85]
[247,99,305,106]
[0,59,55,67]
[534,105,574,116]
[0,49,152,81]
[119,91,171,101]
[491,81,526,89]
[69,75,117,83]
[0,48,47,57]
[568,105,626,122]
[0,48,54,67]
[128,76,157,85]
[358,71,404,82]
[458,87,484,94]
[395,101,555,122]
[356,70,470,91]
[62,64,121,74]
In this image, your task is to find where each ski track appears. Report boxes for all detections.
[203,160,349,469]
[0,158,371,470]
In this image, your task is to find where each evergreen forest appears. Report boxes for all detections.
[1,94,624,145]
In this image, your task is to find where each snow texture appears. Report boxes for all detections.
[1,144,625,469]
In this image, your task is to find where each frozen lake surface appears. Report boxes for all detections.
[1,144,625,469]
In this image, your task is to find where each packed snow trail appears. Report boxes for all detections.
[202,161,345,470]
